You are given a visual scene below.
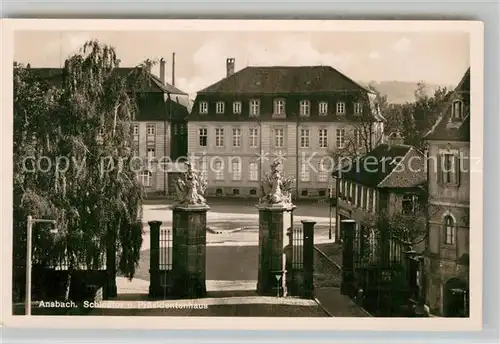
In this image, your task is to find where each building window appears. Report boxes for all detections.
[216,101,225,114]
[440,153,459,185]
[147,147,155,159]
[233,101,242,114]
[132,124,139,140]
[199,101,208,114]
[319,102,328,115]
[354,129,363,147]
[250,188,257,195]
[215,188,223,196]
[301,189,309,197]
[300,100,310,117]
[215,128,224,147]
[300,160,310,182]
[199,128,208,147]
[139,170,152,187]
[232,128,241,147]
[249,162,259,181]
[452,100,463,120]
[319,129,328,148]
[402,194,418,215]
[336,129,345,148]
[231,159,242,180]
[444,215,456,245]
[319,189,327,197]
[317,160,329,182]
[336,102,346,114]
[214,160,224,180]
[146,124,155,138]
[275,128,284,148]
[232,188,240,196]
[250,99,260,117]
[273,99,286,116]
[200,157,208,180]
[249,127,259,148]
[354,102,363,115]
[300,128,310,148]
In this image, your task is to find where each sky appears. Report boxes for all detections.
[14,30,470,98]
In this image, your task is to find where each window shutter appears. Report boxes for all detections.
[455,153,461,186]
[436,153,442,185]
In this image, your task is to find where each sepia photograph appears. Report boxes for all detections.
[2,19,483,330]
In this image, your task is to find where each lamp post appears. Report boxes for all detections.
[25,215,57,316]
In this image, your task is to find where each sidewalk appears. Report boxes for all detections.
[313,243,372,317]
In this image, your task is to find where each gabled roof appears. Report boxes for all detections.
[29,67,187,95]
[335,143,426,189]
[424,68,470,142]
[198,65,372,94]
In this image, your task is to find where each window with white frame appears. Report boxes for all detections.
[440,152,459,185]
[317,160,330,182]
[444,215,456,245]
[232,128,241,147]
[199,101,208,114]
[249,127,259,148]
[214,160,224,180]
[300,100,310,117]
[300,128,310,148]
[199,128,208,147]
[147,146,155,159]
[233,101,242,114]
[319,129,328,148]
[146,123,156,138]
[132,124,139,140]
[231,159,242,180]
[319,102,328,115]
[336,128,345,148]
[215,128,224,147]
[139,170,152,187]
[249,162,259,181]
[354,102,363,115]
[273,99,286,116]
[354,129,363,147]
[216,101,225,114]
[336,102,346,114]
[275,128,284,148]
[249,99,260,117]
[300,160,310,182]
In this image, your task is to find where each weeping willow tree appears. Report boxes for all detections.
[13,41,153,301]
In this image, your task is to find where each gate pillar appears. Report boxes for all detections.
[301,220,315,298]
[256,204,295,296]
[148,220,162,298]
[171,204,210,298]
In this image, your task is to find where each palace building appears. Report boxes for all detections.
[188,58,385,199]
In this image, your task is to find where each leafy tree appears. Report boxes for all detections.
[13,41,153,301]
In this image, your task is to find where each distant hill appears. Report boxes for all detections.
[359,81,455,104]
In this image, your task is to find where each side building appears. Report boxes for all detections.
[333,134,427,315]
[188,58,385,199]
[33,58,190,197]
[423,68,470,317]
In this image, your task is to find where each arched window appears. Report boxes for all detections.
[444,215,456,245]
[139,170,152,187]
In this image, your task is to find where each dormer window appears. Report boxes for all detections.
[249,99,260,117]
[336,102,346,115]
[199,101,208,114]
[273,99,286,117]
[216,101,225,114]
[319,102,328,116]
[354,102,363,115]
[300,100,310,117]
[233,101,242,114]
[452,100,463,121]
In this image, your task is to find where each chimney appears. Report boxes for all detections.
[159,58,166,84]
[387,131,405,147]
[172,52,176,86]
[226,58,235,77]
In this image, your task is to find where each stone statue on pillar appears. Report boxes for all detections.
[259,159,294,206]
[173,161,207,207]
